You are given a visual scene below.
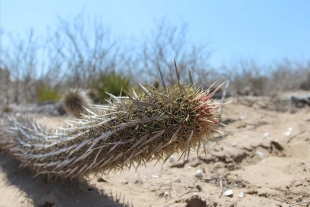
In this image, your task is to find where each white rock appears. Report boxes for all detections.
[238,192,244,198]
[224,189,233,196]
[284,131,291,136]
[256,151,264,158]
[232,142,236,147]
[287,127,293,131]
[169,155,174,163]
[263,133,270,138]
[195,169,203,178]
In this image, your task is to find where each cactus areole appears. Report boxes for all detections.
[0,80,223,179]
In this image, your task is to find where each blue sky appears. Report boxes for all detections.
[1,0,310,67]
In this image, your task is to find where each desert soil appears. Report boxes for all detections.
[0,96,310,207]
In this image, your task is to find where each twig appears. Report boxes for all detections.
[218,176,223,198]
[288,200,310,207]
[218,173,228,198]
[286,130,305,143]
[219,79,230,122]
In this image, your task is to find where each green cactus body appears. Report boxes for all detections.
[0,82,222,179]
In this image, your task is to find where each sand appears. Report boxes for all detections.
[1,96,310,207]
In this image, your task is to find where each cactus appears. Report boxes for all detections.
[63,89,93,118]
[0,69,224,180]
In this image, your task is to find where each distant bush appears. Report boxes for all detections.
[300,72,310,90]
[91,71,130,103]
[37,85,61,102]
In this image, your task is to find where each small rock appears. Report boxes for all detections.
[195,184,202,192]
[169,155,174,163]
[256,151,264,158]
[284,131,291,136]
[156,191,170,197]
[195,169,203,178]
[224,189,233,197]
[238,192,244,198]
[263,133,270,138]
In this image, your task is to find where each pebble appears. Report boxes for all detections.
[284,127,293,136]
[195,169,203,178]
[224,189,233,196]
[238,192,244,198]
[256,151,264,158]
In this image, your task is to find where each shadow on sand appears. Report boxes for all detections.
[0,151,132,207]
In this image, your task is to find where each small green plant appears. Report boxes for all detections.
[91,71,130,103]
[37,85,61,102]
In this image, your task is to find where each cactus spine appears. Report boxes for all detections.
[0,71,223,180]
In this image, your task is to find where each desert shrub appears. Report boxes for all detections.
[269,59,308,92]
[91,71,130,103]
[300,72,310,90]
[223,59,310,96]
[248,76,269,96]
[37,85,61,102]
[223,60,266,95]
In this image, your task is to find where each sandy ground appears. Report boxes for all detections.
[1,96,310,207]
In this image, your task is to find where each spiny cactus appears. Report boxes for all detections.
[63,89,93,118]
[0,69,224,180]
